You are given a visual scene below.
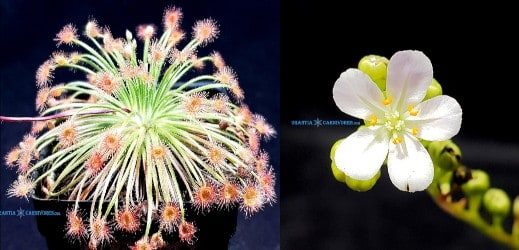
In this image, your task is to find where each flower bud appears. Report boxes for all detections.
[420,139,431,149]
[513,196,519,239]
[344,171,380,192]
[434,168,453,196]
[330,139,344,161]
[427,140,461,171]
[514,196,519,219]
[483,188,511,220]
[461,169,490,196]
[462,170,490,213]
[330,162,346,183]
[424,78,443,100]
[358,55,389,90]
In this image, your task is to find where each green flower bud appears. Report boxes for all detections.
[514,197,519,239]
[483,188,511,221]
[330,139,344,161]
[514,196,519,219]
[462,170,490,196]
[427,140,462,171]
[420,139,431,149]
[462,170,490,213]
[330,161,346,183]
[439,182,451,196]
[424,78,443,100]
[358,55,389,90]
[372,78,386,92]
[330,139,347,182]
[434,166,453,195]
[329,137,380,190]
[344,171,380,192]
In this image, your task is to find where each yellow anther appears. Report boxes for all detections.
[369,115,378,126]
[383,97,392,106]
[392,137,403,144]
[407,105,418,116]
[411,127,419,136]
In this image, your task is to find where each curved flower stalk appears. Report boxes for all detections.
[426,141,519,249]
[330,52,519,248]
[3,6,276,248]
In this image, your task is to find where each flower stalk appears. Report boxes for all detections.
[427,190,518,248]
[427,176,519,248]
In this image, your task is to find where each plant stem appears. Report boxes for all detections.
[427,187,519,249]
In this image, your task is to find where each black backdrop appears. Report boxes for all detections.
[3,1,519,249]
[281,1,519,250]
[0,0,279,249]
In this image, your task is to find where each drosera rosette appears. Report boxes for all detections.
[2,6,276,248]
[329,51,519,248]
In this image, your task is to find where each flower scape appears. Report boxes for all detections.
[3,6,276,249]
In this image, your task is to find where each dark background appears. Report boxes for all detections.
[0,0,279,249]
[281,1,519,250]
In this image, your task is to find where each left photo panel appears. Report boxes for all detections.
[0,1,279,249]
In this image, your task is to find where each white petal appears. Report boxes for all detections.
[334,126,389,180]
[406,95,462,141]
[333,68,385,120]
[387,133,434,192]
[386,50,433,111]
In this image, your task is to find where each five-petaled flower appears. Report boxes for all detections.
[332,50,462,192]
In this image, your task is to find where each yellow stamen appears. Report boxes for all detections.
[369,115,378,126]
[411,127,419,136]
[392,137,403,144]
[383,97,392,106]
[407,105,418,116]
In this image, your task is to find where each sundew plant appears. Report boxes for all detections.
[2,6,276,249]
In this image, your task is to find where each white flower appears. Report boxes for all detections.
[332,50,462,192]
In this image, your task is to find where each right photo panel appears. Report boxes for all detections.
[281,1,519,249]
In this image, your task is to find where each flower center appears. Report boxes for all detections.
[380,111,406,144]
[384,111,405,132]
[370,108,421,144]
